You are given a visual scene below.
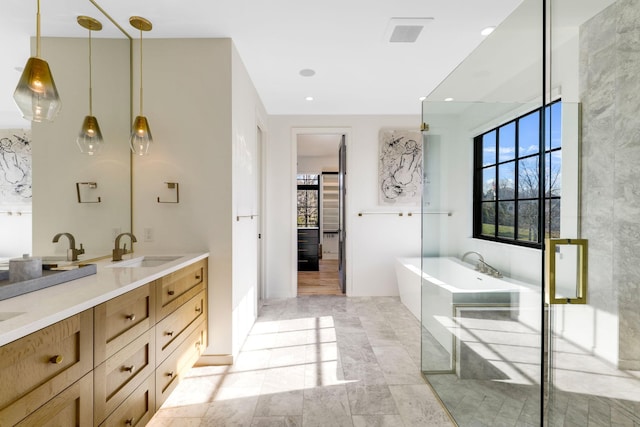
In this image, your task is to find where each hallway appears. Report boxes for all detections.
[148,296,452,426]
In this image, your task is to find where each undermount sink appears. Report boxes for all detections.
[106,256,182,268]
[0,312,24,322]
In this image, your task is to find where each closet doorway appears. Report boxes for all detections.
[296,133,345,296]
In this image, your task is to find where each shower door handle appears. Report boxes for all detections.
[545,238,588,305]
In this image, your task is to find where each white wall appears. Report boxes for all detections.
[132,38,265,359]
[266,115,422,298]
[297,155,338,174]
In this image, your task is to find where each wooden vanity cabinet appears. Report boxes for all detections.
[0,309,93,426]
[0,257,208,427]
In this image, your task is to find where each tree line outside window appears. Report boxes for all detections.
[297,174,319,227]
[473,100,562,248]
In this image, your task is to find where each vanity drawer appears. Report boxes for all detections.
[14,372,93,427]
[155,320,207,410]
[156,289,206,364]
[99,374,155,427]
[94,282,155,366]
[0,309,93,425]
[156,259,206,320]
[94,329,156,425]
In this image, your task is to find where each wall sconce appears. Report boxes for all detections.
[129,16,153,156]
[13,0,62,122]
[76,16,104,156]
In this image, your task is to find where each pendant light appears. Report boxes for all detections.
[129,16,153,156]
[76,16,104,155]
[13,0,62,122]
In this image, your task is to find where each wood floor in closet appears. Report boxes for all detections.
[297,259,343,296]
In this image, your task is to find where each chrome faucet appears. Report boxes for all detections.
[461,251,484,264]
[52,232,85,261]
[113,232,137,261]
[461,251,503,278]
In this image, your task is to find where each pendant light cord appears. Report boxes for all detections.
[89,29,93,116]
[36,0,41,58]
[139,28,144,116]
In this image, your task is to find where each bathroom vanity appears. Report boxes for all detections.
[0,252,208,426]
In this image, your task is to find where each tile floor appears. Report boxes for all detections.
[147,296,453,426]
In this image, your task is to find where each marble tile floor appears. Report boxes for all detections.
[422,307,640,426]
[147,296,453,426]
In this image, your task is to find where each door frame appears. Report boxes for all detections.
[291,127,351,296]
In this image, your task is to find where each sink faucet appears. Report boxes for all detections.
[461,251,503,278]
[113,232,137,261]
[52,232,85,261]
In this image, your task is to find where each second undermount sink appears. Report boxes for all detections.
[106,255,182,268]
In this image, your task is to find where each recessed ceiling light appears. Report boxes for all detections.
[299,69,316,77]
[305,96,314,101]
[444,97,454,102]
[480,26,495,36]
[419,96,426,101]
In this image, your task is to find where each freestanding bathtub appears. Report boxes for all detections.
[395,257,536,371]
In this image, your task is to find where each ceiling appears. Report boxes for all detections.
[1,0,523,127]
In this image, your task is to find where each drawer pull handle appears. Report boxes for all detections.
[195,275,201,280]
[167,290,175,296]
[125,313,136,321]
[166,330,174,336]
[195,306,202,313]
[122,365,135,373]
[49,355,63,364]
[125,417,135,425]
[167,371,175,378]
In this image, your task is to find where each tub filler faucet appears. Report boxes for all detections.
[461,251,503,278]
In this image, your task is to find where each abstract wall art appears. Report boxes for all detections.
[0,129,32,205]
[378,128,423,205]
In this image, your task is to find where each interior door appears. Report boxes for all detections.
[338,135,346,293]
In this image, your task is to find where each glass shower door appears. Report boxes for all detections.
[546,0,640,425]
[419,0,545,425]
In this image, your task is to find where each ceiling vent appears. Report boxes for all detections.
[385,17,434,43]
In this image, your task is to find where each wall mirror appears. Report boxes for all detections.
[0,0,132,261]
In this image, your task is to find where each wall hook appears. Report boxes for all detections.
[76,182,101,203]
[158,182,179,203]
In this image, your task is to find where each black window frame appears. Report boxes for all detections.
[472,100,562,248]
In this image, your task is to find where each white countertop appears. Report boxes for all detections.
[0,252,209,347]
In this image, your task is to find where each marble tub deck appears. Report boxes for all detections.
[148,296,453,426]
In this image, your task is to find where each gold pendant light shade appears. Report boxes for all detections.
[130,16,153,156]
[14,56,61,123]
[131,115,153,156]
[77,115,104,155]
[76,15,104,155]
[14,0,61,122]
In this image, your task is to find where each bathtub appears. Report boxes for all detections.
[395,257,536,371]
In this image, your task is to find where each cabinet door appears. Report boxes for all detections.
[155,320,207,410]
[99,374,155,427]
[94,329,156,425]
[156,260,206,320]
[0,309,93,425]
[94,282,156,366]
[156,289,206,364]
[14,372,93,427]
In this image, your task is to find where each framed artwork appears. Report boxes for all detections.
[0,130,32,205]
[378,128,422,205]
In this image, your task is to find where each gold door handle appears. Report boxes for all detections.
[545,238,588,305]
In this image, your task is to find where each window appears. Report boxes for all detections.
[473,101,562,247]
[297,174,319,227]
